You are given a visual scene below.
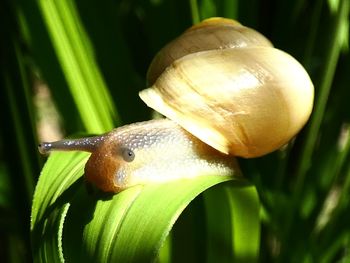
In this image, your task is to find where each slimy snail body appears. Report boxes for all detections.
[39,18,314,193]
[39,119,237,192]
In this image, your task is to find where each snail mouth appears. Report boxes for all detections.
[84,150,122,193]
[114,168,128,188]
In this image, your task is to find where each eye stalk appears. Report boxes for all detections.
[38,136,106,154]
[121,148,135,162]
[37,134,126,193]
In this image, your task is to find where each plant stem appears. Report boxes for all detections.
[190,0,200,24]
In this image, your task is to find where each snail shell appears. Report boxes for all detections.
[39,18,314,193]
[140,17,314,158]
[147,17,273,85]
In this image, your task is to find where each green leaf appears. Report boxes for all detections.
[31,152,89,262]
[226,182,260,262]
[37,0,118,133]
[204,180,260,263]
[31,151,259,262]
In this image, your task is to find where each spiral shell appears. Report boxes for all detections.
[140,18,314,158]
[147,17,272,86]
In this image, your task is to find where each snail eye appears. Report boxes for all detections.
[121,148,135,162]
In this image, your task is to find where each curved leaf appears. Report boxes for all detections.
[31,152,89,262]
[31,152,257,262]
[204,181,260,263]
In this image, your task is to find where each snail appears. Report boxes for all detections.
[38,17,314,193]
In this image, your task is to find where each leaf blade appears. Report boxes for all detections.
[31,152,242,262]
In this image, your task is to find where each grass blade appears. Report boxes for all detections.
[31,152,244,262]
[37,0,118,133]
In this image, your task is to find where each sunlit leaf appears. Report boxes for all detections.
[31,151,258,262]
[37,0,118,133]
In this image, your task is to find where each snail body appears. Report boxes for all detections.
[39,18,314,193]
[39,119,238,192]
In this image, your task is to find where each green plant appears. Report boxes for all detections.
[0,0,349,262]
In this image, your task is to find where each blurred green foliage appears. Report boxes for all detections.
[0,0,349,262]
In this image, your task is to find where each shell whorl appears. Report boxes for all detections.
[141,17,314,158]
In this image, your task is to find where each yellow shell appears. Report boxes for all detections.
[140,18,314,158]
[147,17,272,86]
